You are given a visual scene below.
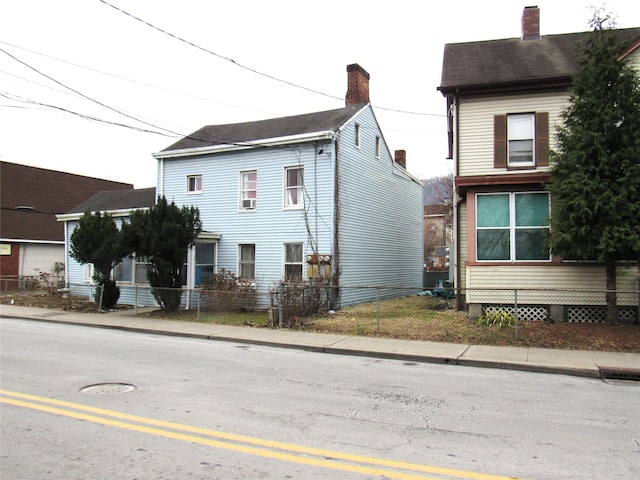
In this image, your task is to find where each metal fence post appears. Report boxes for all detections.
[134,285,138,316]
[376,287,381,334]
[514,288,519,341]
[279,283,284,328]
[97,284,104,312]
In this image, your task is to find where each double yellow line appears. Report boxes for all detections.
[0,389,520,480]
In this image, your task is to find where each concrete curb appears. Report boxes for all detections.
[2,307,640,379]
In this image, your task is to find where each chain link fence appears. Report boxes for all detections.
[3,278,638,344]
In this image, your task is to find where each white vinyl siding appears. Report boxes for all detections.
[458,92,567,176]
[466,265,638,305]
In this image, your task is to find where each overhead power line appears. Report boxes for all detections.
[0,91,178,137]
[0,40,280,117]
[0,46,184,137]
[97,0,445,118]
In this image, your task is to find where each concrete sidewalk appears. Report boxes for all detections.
[2,304,640,379]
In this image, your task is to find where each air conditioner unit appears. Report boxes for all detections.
[243,199,256,210]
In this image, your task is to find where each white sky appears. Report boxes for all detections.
[1,0,638,188]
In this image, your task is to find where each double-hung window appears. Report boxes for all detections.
[194,243,216,286]
[507,114,535,166]
[284,243,303,281]
[494,112,549,169]
[238,244,255,281]
[187,174,202,194]
[240,170,257,210]
[476,192,550,261]
[284,166,303,208]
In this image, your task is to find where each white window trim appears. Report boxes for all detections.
[507,114,535,167]
[239,170,257,212]
[283,242,304,281]
[476,192,551,262]
[238,244,256,282]
[83,263,94,283]
[186,174,203,194]
[284,166,304,209]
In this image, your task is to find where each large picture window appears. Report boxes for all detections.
[284,166,303,208]
[476,192,550,261]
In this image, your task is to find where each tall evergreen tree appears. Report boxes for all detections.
[70,211,127,309]
[123,196,202,312]
[548,14,640,324]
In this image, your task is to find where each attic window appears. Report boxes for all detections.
[354,123,361,148]
[375,136,380,158]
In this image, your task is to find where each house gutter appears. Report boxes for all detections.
[56,207,152,223]
[153,131,336,160]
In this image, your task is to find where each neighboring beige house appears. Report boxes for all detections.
[0,161,132,287]
[438,7,640,322]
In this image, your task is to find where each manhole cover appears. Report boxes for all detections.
[80,383,136,395]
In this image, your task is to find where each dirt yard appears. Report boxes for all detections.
[2,291,638,353]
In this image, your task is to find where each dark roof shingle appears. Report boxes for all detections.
[439,28,640,93]
[161,104,365,152]
[67,188,156,214]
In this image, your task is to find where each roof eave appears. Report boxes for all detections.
[153,130,336,160]
[56,207,152,222]
[438,76,573,96]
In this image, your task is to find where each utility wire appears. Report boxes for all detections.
[0,40,280,117]
[97,0,445,118]
[0,91,177,137]
[0,47,184,137]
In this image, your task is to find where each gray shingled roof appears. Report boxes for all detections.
[67,188,156,214]
[161,104,365,152]
[439,28,640,93]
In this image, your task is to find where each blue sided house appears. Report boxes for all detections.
[59,64,424,308]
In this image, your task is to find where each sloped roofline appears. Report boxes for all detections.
[438,27,640,95]
[154,104,367,159]
[154,130,337,159]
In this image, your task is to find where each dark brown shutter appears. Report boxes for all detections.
[536,112,549,166]
[494,114,507,168]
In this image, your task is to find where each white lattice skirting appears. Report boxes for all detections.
[567,306,638,323]
[483,305,549,321]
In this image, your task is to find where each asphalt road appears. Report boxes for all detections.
[1,317,638,480]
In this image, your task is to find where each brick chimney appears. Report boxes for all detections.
[345,64,370,105]
[394,150,406,169]
[521,6,540,41]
